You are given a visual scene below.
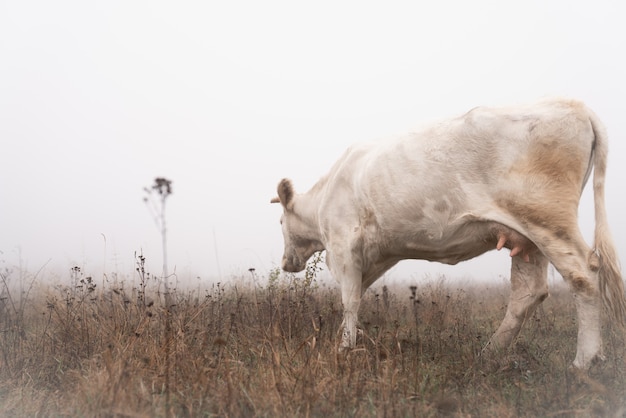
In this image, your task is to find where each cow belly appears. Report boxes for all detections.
[385,220,532,265]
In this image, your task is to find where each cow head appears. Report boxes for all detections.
[271,178,324,272]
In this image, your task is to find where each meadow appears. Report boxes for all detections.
[1,259,625,417]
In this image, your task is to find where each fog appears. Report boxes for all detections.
[1,1,625,286]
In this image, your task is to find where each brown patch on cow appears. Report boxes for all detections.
[518,136,588,189]
[554,228,570,240]
[434,200,449,213]
[527,119,538,134]
[568,273,593,295]
[361,207,377,225]
[588,251,600,272]
[495,196,577,239]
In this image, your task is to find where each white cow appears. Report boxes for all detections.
[271,98,626,370]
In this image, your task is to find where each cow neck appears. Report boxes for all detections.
[293,191,322,241]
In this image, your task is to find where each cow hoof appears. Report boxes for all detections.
[476,355,503,374]
[571,352,606,372]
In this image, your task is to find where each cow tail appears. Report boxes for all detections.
[589,110,626,329]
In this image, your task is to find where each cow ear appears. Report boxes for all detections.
[274,178,295,210]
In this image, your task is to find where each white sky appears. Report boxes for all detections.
[1,1,625,285]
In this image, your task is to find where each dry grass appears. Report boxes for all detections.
[1,267,625,417]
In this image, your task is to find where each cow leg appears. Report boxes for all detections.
[539,239,603,370]
[339,272,362,350]
[335,260,396,350]
[326,250,364,350]
[505,220,604,370]
[487,253,549,352]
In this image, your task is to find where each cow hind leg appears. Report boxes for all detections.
[509,221,604,370]
[486,253,549,353]
[539,236,603,369]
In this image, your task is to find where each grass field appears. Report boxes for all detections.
[1,264,625,417]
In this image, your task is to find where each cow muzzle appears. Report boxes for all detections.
[282,255,306,273]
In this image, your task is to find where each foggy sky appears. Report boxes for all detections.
[1,1,625,286]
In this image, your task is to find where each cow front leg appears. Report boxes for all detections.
[339,268,363,350]
[486,253,549,353]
